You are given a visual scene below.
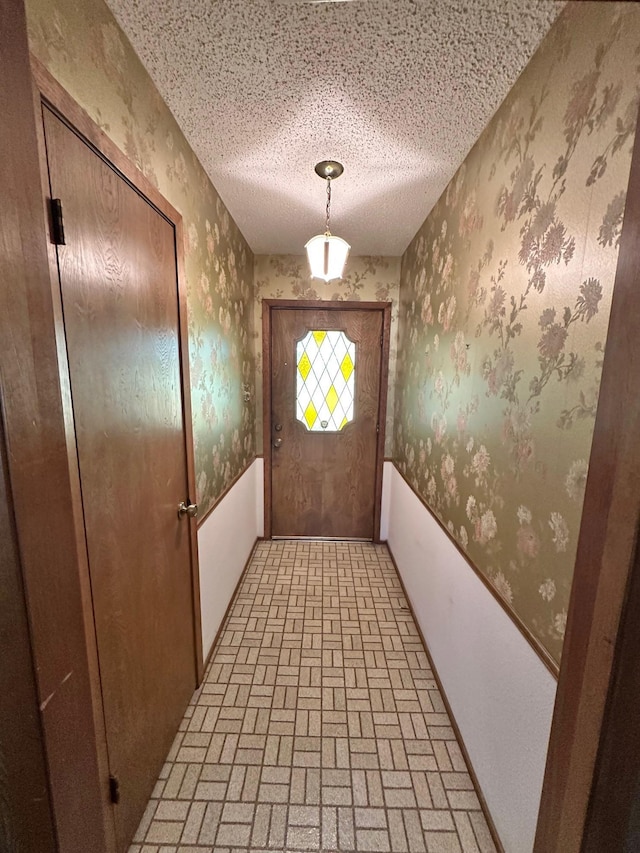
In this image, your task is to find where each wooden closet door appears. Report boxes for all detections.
[42,107,196,850]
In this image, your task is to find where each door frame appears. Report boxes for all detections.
[533,103,640,850]
[262,299,391,542]
[0,5,60,848]
[9,55,203,851]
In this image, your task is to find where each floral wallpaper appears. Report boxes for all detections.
[253,255,401,455]
[394,2,640,665]
[26,0,256,519]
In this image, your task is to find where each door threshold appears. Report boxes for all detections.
[271,536,373,542]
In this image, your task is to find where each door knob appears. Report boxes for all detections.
[178,501,198,518]
[273,437,283,448]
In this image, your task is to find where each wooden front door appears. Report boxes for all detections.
[267,304,388,539]
[42,106,197,851]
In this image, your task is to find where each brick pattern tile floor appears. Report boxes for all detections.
[128,540,497,853]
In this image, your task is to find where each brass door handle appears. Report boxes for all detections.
[178,501,198,518]
[273,437,283,448]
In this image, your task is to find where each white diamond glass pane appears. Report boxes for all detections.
[296,330,356,432]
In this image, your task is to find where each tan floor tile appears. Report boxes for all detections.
[454,811,481,853]
[154,801,190,822]
[421,809,456,831]
[145,820,183,845]
[357,827,391,851]
[446,789,481,810]
[287,824,321,849]
[338,806,355,850]
[424,830,463,852]
[180,801,206,844]
[469,811,497,853]
[354,806,387,828]
[250,803,270,847]
[268,803,287,848]
[129,541,496,853]
[133,800,158,843]
[403,809,427,852]
[289,804,320,826]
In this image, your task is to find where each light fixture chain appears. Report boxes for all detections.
[325,177,332,235]
[306,160,349,283]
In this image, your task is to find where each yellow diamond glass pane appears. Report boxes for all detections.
[298,351,312,381]
[326,385,339,414]
[296,330,356,432]
[304,401,318,429]
[340,352,354,381]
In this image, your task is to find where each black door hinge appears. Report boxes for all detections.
[50,198,66,245]
[109,774,120,805]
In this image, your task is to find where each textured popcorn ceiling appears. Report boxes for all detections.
[106,0,563,255]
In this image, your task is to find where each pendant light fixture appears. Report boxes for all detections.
[305,160,350,282]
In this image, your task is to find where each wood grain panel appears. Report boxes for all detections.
[271,308,382,538]
[0,1,114,849]
[582,528,640,851]
[43,107,197,851]
[30,68,203,685]
[174,216,204,684]
[34,53,204,692]
[373,304,392,543]
[0,401,57,853]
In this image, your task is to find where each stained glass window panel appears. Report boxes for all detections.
[296,330,355,431]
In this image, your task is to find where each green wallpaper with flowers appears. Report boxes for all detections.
[253,255,401,455]
[394,2,640,665]
[26,0,256,520]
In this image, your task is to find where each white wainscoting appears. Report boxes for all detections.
[380,460,393,541]
[386,465,557,853]
[197,460,261,661]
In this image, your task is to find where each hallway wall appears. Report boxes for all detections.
[253,254,401,455]
[26,0,256,521]
[20,3,640,849]
[392,2,640,668]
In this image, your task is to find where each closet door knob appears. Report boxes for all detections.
[178,501,198,518]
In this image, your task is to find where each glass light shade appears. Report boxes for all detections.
[305,234,350,282]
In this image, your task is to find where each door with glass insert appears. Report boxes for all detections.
[269,306,385,538]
